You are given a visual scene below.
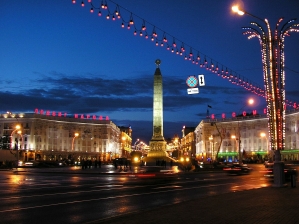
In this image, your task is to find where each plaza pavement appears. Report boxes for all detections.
[5,164,299,224]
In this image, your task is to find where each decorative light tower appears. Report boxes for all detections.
[232,5,299,187]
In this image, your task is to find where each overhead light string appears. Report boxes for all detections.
[72,0,298,109]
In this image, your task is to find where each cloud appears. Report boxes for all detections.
[0,71,261,142]
[0,72,253,114]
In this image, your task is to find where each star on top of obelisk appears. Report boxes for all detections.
[155,59,161,68]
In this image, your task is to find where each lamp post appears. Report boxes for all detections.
[16,130,22,167]
[231,134,238,162]
[234,98,254,164]
[10,125,21,168]
[72,133,79,151]
[208,135,214,161]
[260,132,270,161]
[121,136,126,158]
[232,5,299,187]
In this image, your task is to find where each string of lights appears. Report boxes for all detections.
[71,0,299,109]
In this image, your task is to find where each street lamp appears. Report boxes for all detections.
[10,125,21,150]
[121,136,126,158]
[10,125,21,168]
[209,135,214,161]
[16,130,22,167]
[235,98,254,164]
[231,135,238,162]
[72,133,79,151]
[232,5,299,187]
[260,132,270,161]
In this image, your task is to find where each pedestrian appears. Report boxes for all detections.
[98,159,101,168]
[82,159,85,169]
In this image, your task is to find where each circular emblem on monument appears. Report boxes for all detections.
[154,126,161,133]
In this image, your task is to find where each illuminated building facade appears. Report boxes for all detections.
[118,126,132,158]
[193,110,299,162]
[181,126,196,158]
[0,112,125,163]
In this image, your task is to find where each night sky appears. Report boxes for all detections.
[1,0,299,143]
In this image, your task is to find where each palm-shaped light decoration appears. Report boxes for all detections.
[233,6,299,154]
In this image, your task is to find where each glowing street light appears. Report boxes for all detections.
[237,98,254,164]
[10,125,21,150]
[230,134,238,162]
[16,130,22,166]
[72,133,79,151]
[231,6,244,16]
[10,125,21,168]
[260,132,270,161]
[232,5,299,187]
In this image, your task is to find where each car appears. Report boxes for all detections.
[223,163,252,175]
[133,166,179,178]
[260,164,297,181]
[264,161,274,168]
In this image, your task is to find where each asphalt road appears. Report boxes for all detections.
[0,164,272,224]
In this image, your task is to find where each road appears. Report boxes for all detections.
[0,164,273,223]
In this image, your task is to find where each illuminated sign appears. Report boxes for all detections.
[34,109,109,120]
[209,109,266,120]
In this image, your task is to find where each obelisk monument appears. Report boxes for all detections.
[148,59,168,158]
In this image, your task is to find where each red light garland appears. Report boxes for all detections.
[72,0,299,109]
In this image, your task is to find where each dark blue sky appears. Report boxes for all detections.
[1,0,299,143]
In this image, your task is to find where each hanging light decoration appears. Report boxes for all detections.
[173,38,176,47]
[142,21,146,31]
[72,0,298,108]
[129,13,134,25]
[163,33,167,42]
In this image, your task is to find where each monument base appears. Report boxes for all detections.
[147,149,168,158]
[145,139,167,162]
